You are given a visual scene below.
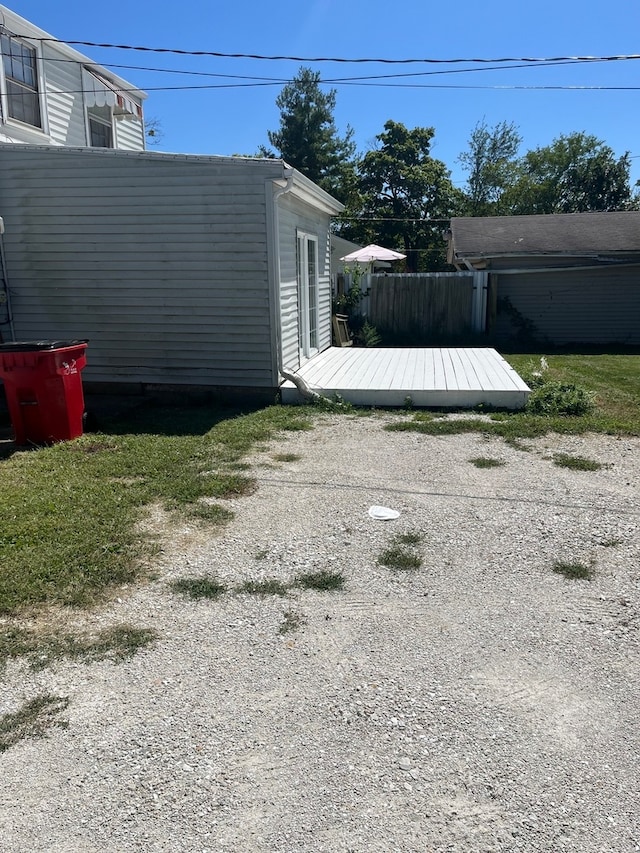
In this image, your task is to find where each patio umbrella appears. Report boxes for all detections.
[339,243,406,263]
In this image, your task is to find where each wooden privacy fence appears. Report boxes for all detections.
[366,272,485,342]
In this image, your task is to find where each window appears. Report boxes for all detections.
[88,105,113,148]
[1,33,41,128]
[296,232,319,357]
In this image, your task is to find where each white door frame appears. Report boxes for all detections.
[296,230,319,360]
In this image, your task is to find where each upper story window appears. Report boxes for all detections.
[0,33,42,128]
[87,104,113,148]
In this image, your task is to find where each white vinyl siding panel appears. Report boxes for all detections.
[114,115,145,151]
[277,192,333,370]
[41,44,88,146]
[0,147,286,387]
[495,265,640,345]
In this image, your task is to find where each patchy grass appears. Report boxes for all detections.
[599,536,622,548]
[295,570,345,591]
[469,457,506,469]
[552,560,594,581]
[378,546,422,572]
[170,576,227,601]
[552,453,604,471]
[0,694,69,753]
[278,608,306,634]
[237,579,290,597]
[394,531,424,546]
[386,355,639,443]
[0,404,311,617]
[273,453,301,463]
[0,624,156,672]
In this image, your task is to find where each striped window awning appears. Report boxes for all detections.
[82,68,142,118]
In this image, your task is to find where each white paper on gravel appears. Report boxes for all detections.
[368,505,400,520]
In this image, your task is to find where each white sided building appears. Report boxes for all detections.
[0,4,146,151]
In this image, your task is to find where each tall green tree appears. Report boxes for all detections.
[458,119,521,216]
[263,67,356,201]
[505,132,637,214]
[345,120,463,271]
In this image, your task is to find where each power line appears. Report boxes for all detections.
[25,82,640,94]
[29,39,640,66]
[40,55,609,80]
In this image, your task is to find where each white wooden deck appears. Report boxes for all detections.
[281,347,530,409]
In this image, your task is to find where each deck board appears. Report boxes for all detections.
[281,347,530,409]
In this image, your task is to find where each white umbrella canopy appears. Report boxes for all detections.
[339,243,406,263]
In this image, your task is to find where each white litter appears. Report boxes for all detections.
[368,505,400,520]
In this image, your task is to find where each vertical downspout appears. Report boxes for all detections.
[265,166,294,388]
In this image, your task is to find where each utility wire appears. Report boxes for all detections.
[37,55,609,81]
[31,40,640,65]
[22,82,640,94]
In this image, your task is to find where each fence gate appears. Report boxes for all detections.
[365,272,486,342]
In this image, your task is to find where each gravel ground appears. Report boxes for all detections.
[1,413,639,852]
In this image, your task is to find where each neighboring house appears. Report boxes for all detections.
[0,144,343,397]
[0,5,146,150]
[331,235,363,277]
[447,212,640,345]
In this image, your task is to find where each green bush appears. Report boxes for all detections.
[526,381,595,416]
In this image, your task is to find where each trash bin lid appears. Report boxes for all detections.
[0,339,88,352]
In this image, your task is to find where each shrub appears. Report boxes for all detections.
[526,381,595,416]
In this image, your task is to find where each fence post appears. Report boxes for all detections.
[471,271,488,332]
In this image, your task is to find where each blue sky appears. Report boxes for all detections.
[5,0,640,189]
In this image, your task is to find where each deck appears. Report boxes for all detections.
[280,347,530,409]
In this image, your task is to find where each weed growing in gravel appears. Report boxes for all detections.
[0,624,156,672]
[279,608,306,634]
[200,473,257,498]
[295,570,345,591]
[552,453,603,472]
[171,576,227,600]
[0,694,69,753]
[552,560,594,581]
[237,579,289,597]
[469,457,506,469]
[254,549,269,561]
[186,503,234,523]
[394,531,423,546]
[273,453,301,463]
[378,546,422,571]
[600,536,622,547]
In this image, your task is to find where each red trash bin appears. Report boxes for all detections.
[0,339,88,445]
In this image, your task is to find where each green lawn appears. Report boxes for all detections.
[388,354,639,442]
[506,354,640,430]
[0,404,311,617]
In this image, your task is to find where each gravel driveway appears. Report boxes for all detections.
[1,413,639,852]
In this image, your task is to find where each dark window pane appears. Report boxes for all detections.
[2,34,41,127]
[89,118,113,148]
[6,80,41,127]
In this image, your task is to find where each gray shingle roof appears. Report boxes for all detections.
[449,211,640,258]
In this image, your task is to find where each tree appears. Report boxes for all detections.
[504,132,636,214]
[345,120,463,271]
[145,117,164,147]
[264,67,356,200]
[458,119,521,216]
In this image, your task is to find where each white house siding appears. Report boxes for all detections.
[277,192,333,371]
[114,115,146,151]
[41,43,89,147]
[0,146,289,388]
[494,265,640,345]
